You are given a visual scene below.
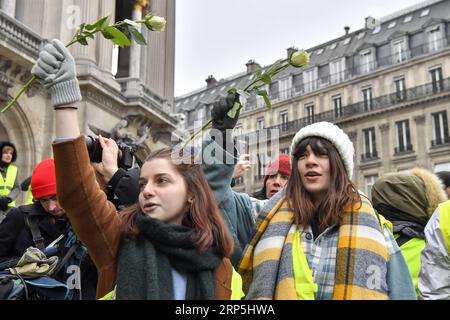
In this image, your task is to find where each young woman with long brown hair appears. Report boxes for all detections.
[239,121,416,300]
[31,39,243,300]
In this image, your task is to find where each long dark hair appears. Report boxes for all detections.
[120,147,233,257]
[286,137,360,231]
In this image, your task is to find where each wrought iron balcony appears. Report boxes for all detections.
[361,151,379,161]
[431,136,450,147]
[394,144,414,155]
[252,77,450,138]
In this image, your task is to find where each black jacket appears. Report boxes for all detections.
[0,203,66,263]
[0,202,98,299]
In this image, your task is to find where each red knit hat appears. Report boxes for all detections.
[31,159,56,200]
[264,154,291,184]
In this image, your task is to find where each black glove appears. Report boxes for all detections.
[0,196,9,211]
[211,93,240,132]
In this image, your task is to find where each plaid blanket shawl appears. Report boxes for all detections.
[239,191,390,300]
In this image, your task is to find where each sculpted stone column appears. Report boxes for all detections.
[129,0,148,78]
[0,0,16,17]
[97,0,115,76]
[71,0,99,66]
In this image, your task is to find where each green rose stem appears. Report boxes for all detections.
[1,15,165,113]
[182,50,309,148]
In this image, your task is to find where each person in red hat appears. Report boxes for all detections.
[252,154,291,200]
[0,159,98,300]
[0,159,67,262]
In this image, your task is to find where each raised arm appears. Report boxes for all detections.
[31,39,122,273]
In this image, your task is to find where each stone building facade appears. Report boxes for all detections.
[0,0,179,204]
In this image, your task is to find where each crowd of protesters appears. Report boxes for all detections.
[0,38,449,300]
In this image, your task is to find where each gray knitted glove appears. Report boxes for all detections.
[31,39,81,108]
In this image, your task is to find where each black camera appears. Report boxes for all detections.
[84,135,135,170]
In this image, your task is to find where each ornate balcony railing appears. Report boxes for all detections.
[0,10,43,58]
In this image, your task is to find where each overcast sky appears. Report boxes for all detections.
[174,0,428,97]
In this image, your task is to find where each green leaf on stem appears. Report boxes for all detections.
[101,30,114,40]
[256,89,268,96]
[263,59,282,77]
[129,27,147,45]
[85,23,96,31]
[77,36,89,46]
[261,74,271,85]
[83,32,95,39]
[103,26,131,47]
[95,16,111,30]
[226,101,242,119]
[263,94,271,109]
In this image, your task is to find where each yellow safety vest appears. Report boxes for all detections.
[292,229,318,300]
[25,185,34,205]
[290,212,392,300]
[438,200,450,254]
[394,234,425,297]
[99,268,245,300]
[0,165,17,207]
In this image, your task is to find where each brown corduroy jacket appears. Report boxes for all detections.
[52,136,233,299]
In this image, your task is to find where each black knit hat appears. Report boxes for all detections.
[0,141,17,163]
[437,171,450,188]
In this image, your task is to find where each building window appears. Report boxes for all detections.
[392,39,407,63]
[333,95,343,118]
[279,77,292,100]
[362,127,377,160]
[430,67,443,93]
[395,120,412,154]
[365,175,378,199]
[362,87,373,111]
[387,21,396,29]
[306,104,315,124]
[420,8,430,17]
[394,77,406,101]
[403,15,412,23]
[360,49,375,73]
[372,25,381,34]
[432,111,450,146]
[330,58,346,84]
[280,111,289,132]
[256,117,264,131]
[303,68,318,92]
[428,25,444,52]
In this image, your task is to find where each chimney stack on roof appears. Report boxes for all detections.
[246,60,261,74]
[205,75,217,88]
[344,26,350,35]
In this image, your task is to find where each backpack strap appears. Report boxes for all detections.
[21,206,46,252]
[53,242,81,275]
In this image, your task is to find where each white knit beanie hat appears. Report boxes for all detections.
[289,121,354,178]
